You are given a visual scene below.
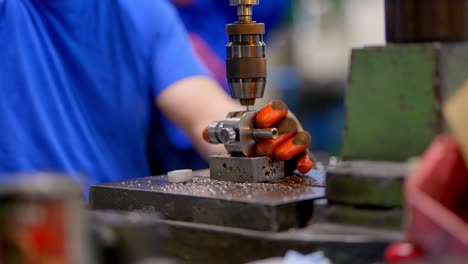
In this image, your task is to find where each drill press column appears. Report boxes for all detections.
[226,0,266,108]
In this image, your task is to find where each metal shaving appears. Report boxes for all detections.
[113,176,317,204]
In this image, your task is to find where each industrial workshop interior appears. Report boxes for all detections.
[2,0,468,263]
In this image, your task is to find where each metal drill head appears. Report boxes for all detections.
[230,0,259,23]
[228,79,266,106]
[226,0,266,107]
[230,0,259,6]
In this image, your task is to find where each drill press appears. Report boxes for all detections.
[226,0,266,110]
[206,0,286,182]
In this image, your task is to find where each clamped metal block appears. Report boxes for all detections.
[210,155,284,182]
[207,111,285,182]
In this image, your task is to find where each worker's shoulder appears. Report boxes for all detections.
[114,0,179,32]
[116,0,176,19]
[0,0,6,10]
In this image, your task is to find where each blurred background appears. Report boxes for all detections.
[260,0,385,155]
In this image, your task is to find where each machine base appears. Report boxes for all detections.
[158,219,402,264]
[89,170,324,232]
[209,155,285,182]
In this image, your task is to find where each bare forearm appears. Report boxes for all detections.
[156,76,241,159]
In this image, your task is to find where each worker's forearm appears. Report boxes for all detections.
[156,76,241,159]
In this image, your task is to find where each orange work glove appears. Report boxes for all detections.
[255,101,314,174]
[203,101,314,174]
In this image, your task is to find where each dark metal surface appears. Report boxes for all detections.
[89,170,325,231]
[385,0,468,43]
[210,155,285,182]
[89,211,162,264]
[158,219,402,264]
[314,203,403,230]
[326,161,406,207]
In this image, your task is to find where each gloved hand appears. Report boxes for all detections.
[203,101,314,174]
[255,101,314,174]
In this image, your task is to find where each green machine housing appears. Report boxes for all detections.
[342,44,468,161]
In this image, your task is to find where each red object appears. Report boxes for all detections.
[274,132,311,161]
[296,152,314,174]
[188,33,226,89]
[384,241,423,263]
[256,132,295,156]
[405,135,468,257]
[255,101,288,128]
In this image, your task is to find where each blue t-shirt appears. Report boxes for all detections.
[0,0,208,194]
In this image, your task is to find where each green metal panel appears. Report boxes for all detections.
[342,46,441,161]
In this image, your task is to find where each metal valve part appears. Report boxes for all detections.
[207,111,278,156]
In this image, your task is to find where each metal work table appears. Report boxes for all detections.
[89,169,401,263]
[90,170,324,231]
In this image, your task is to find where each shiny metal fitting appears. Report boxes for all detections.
[207,111,277,156]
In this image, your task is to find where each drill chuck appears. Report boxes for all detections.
[226,0,266,107]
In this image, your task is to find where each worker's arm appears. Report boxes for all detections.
[150,1,235,158]
[156,75,241,158]
[156,76,314,173]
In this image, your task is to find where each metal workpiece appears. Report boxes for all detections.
[226,0,266,107]
[207,110,277,156]
[209,155,284,182]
